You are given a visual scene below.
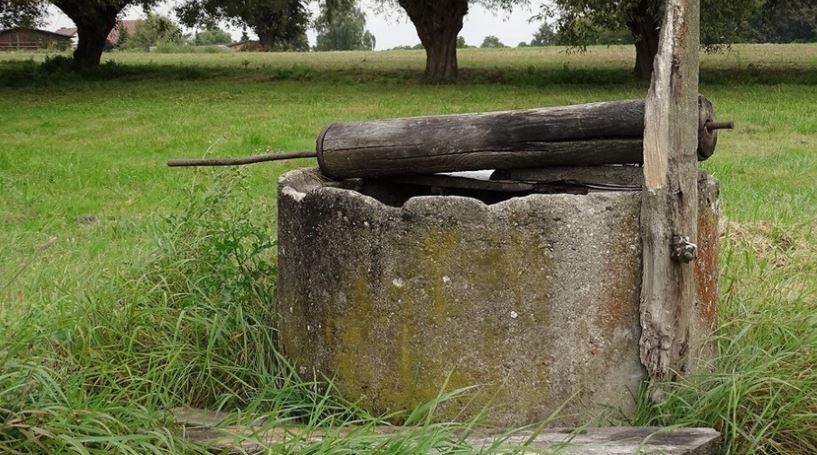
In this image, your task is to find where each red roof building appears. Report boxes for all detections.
[106,20,140,46]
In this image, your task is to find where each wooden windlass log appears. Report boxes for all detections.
[315,95,723,179]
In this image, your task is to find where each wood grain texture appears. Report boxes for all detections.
[639,0,701,389]
[317,100,646,178]
[316,98,718,179]
[492,165,644,189]
[697,95,718,160]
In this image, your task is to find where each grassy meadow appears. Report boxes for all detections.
[1,44,816,453]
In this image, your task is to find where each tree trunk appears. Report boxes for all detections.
[256,29,274,51]
[74,22,113,69]
[627,1,661,80]
[53,1,120,69]
[422,27,459,83]
[398,0,468,83]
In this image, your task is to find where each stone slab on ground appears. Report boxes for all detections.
[470,427,721,455]
[172,407,720,455]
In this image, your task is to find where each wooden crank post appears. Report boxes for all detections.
[639,0,702,397]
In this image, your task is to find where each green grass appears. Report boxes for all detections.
[1,45,816,453]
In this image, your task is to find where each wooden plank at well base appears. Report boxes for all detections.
[171,408,720,455]
[492,166,644,190]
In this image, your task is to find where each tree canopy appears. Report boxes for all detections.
[314,1,375,51]
[546,0,759,78]
[480,35,505,48]
[0,0,46,28]
[122,13,184,50]
[745,0,817,43]
[530,22,557,47]
[176,0,309,51]
[195,26,232,45]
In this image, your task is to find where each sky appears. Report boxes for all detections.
[44,1,544,50]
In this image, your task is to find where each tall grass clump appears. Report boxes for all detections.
[635,221,817,455]
[0,171,363,453]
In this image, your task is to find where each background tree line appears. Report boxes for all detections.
[109,13,233,51]
[0,0,815,80]
[545,0,817,78]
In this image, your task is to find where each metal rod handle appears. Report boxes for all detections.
[167,151,317,167]
[705,120,734,131]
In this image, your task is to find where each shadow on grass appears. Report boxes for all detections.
[1,54,816,89]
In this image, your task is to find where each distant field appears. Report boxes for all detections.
[3,43,817,73]
[1,45,816,454]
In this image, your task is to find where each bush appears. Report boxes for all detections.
[196,45,228,54]
[124,13,185,51]
[153,40,187,53]
[152,43,230,54]
[38,55,126,80]
[238,41,265,52]
[39,54,75,73]
[194,28,232,46]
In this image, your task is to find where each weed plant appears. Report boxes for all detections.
[1,172,349,453]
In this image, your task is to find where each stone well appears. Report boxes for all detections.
[277,167,719,427]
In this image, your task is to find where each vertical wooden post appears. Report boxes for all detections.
[639,0,701,392]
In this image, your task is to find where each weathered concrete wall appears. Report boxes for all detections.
[277,168,719,427]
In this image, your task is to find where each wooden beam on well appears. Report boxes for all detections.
[639,0,702,391]
[314,98,721,179]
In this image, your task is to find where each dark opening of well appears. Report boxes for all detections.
[353,177,628,207]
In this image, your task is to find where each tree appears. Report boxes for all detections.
[0,0,158,68]
[177,0,309,51]
[195,26,232,45]
[314,1,376,50]
[389,0,522,83]
[57,0,160,68]
[125,13,184,50]
[456,35,468,48]
[362,30,375,50]
[0,0,46,28]
[396,0,467,82]
[747,0,817,43]
[546,0,760,79]
[530,22,556,46]
[480,35,505,48]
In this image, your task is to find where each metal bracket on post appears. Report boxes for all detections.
[671,235,698,263]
